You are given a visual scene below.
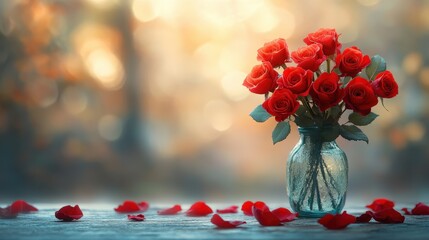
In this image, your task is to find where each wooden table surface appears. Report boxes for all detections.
[1,203,428,240]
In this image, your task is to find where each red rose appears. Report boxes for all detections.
[257,38,291,68]
[304,28,341,56]
[291,43,326,71]
[344,77,378,116]
[277,66,313,96]
[262,88,299,122]
[243,61,278,94]
[335,46,370,77]
[371,71,398,98]
[310,72,344,111]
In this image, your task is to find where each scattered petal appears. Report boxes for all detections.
[216,205,239,214]
[186,201,213,217]
[115,200,146,213]
[137,202,149,212]
[368,208,405,223]
[401,208,411,215]
[128,214,145,221]
[158,205,182,215]
[402,203,429,215]
[355,212,372,223]
[318,211,356,230]
[241,201,254,216]
[55,205,83,221]
[210,214,246,228]
[10,200,38,213]
[366,198,395,212]
[252,202,282,226]
[0,206,18,219]
[271,207,298,222]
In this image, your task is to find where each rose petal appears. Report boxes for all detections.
[355,212,372,223]
[368,208,405,224]
[216,205,238,214]
[186,201,213,217]
[318,211,356,230]
[157,205,182,215]
[114,200,146,213]
[55,205,83,221]
[252,202,282,226]
[241,201,254,216]
[0,206,18,219]
[128,214,145,221]
[407,202,429,215]
[366,198,395,212]
[138,201,149,212]
[10,200,38,213]
[401,208,411,215]
[402,203,429,215]
[210,214,246,229]
[271,207,298,222]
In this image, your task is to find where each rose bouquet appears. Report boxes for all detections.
[242,28,399,216]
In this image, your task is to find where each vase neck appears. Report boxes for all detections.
[298,126,338,144]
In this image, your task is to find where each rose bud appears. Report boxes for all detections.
[344,77,378,116]
[277,66,313,96]
[262,88,299,122]
[304,28,342,56]
[335,46,370,77]
[257,38,291,68]
[310,72,344,111]
[291,43,326,72]
[243,61,278,94]
[371,71,398,98]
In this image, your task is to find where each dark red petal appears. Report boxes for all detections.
[10,200,38,213]
[355,212,372,223]
[0,206,18,219]
[216,205,238,214]
[252,204,282,226]
[411,202,429,215]
[241,201,254,216]
[157,205,182,215]
[253,201,269,211]
[318,211,356,229]
[138,201,149,212]
[366,198,395,212]
[401,208,411,215]
[55,205,83,221]
[271,207,298,222]
[128,214,145,221]
[369,208,405,223]
[114,200,142,213]
[210,214,246,229]
[186,201,213,216]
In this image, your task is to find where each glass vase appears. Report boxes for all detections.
[287,126,348,217]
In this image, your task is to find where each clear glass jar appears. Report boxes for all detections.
[287,126,348,217]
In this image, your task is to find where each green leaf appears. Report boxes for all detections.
[365,55,386,80]
[343,76,352,86]
[272,121,291,144]
[339,125,369,143]
[250,105,271,122]
[294,105,315,127]
[327,106,341,120]
[348,112,378,126]
[333,67,341,75]
[321,123,340,142]
[380,98,389,111]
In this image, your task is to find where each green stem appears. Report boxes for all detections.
[319,157,336,209]
[300,96,317,118]
[327,59,331,73]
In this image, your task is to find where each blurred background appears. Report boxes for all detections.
[0,0,428,203]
